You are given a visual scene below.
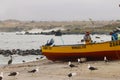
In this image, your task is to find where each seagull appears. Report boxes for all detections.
[68,61,77,68]
[8,72,19,76]
[77,58,83,63]
[0,72,3,80]
[28,68,39,73]
[104,56,108,63]
[8,55,13,65]
[68,72,77,77]
[88,64,97,71]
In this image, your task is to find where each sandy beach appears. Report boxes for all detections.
[1,58,120,80]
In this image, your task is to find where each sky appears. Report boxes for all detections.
[0,0,120,21]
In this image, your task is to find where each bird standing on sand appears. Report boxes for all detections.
[68,72,77,80]
[104,56,108,63]
[28,68,39,73]
[0,72,3,80]
[8,72,19,76]
[68,72,77,77]
[88,64,97,71]
[68,61,77,68]
[78,58,83,63]
[8,55,13,65]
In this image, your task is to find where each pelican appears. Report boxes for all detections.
[8,55,13,65]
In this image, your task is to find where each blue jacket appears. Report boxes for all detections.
[112,33,118,41]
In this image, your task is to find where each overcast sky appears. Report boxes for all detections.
[0,0,120,21]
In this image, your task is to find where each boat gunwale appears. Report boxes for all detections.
[42,40,120,47]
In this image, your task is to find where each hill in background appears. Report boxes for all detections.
[0,19,120,34]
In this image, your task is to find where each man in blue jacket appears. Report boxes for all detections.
[110,32,118,41]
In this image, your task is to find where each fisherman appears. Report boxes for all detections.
[83,32,92,44]
[110,32,118,41]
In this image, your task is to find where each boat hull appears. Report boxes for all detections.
[41,40,120,61]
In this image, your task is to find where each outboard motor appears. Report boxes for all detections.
[45,38,54,46]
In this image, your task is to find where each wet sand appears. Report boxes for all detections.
[1,59,120,80]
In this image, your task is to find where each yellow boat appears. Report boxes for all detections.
[41,40,120,61]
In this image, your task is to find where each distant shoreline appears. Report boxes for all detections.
[0,20,119,34]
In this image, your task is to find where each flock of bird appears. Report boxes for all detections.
[0,55,44,80]
[67,56,109,79]
[0,67,39,80]
[0,55,109,80]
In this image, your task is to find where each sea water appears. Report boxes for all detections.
[0,32,111,65]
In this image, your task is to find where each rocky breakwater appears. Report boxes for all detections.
[0,49,42,56]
